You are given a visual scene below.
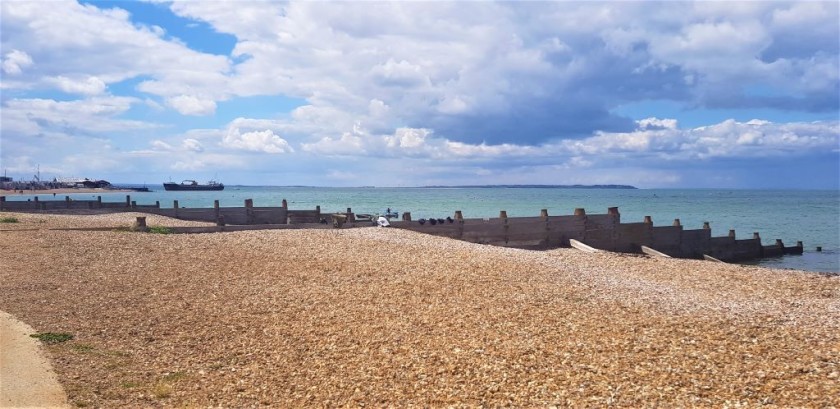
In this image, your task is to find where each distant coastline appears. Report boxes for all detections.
[420,184,638,189]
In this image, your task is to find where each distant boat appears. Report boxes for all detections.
[163,180,224,191]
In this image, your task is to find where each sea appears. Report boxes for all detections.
[7,186,839,274]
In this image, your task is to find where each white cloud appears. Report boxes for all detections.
[2,49,33,75]
[385,128,431,149]
[45,75,107,96]
[166,95,217,116]
[1,1,231,111]
[151,140,173,151]
[222,128,293,154]
[301,131,367,156]
[1,1,837,188]
[1,96,155,134]
[182,138,204,152]
[563,119,839,160]
[370,59,430,87]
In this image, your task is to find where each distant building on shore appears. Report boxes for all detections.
[1,176,111,191]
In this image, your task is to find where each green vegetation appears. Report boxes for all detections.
[70,343,94,352]
[148,226,172,234]
[162,371,187,382]
[153,383,172,399]
[30,332,74,344]
[0,217,19,223]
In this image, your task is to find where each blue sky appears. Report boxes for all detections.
[1,1,838,188]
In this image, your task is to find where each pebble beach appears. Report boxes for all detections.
[0,211,838,407]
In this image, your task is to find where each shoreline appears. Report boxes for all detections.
[0,188,136,197]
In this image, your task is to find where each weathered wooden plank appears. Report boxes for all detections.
[641,245,672,258]
[703,254,726,263]
[569,239,602,253]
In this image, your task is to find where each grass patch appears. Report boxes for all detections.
[70,343,95,352]
[0,217,19,223]
[152,382,172,399]
[162,371,187,382]
[30,332,74,344]
[120,381,140,389]
[148,226,172,234]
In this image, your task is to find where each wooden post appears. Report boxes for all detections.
[402,212,412,221]
[775,239,784,248]
[607,207,619,216]
[644,216,652,224]
[499,210,509,243]
[131,200,136,209]
[703,222,711,230]
[65,196,71,208]
[245,199,254,224]
[155,201,160,208]
[347,207,355,223]
[753,232,760,240]
[173,200,179,218]
[126,195,131,207]
[130,216,149,232]
[729,229,736,238]
[97,196,102,208]
[541,209,551,244]
[0,196,5,210]
[574,208,586,216]
[282,199,288,209]
[454,210,464,238]
[214,200,220,223]
[673,218,681,227]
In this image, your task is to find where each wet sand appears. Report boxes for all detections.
[0,211,837,407]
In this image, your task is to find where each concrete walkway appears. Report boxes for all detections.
[0,311,69,408]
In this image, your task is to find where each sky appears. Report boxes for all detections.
[1,1,838,188]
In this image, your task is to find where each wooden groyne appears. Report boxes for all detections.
[387,207,803,262]
[0,196,804,263]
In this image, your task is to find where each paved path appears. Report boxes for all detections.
[0,311,69,408]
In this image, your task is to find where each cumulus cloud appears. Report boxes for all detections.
[1,96,154,135]
[2,49,33,75]
[166,95,217,116]
[165,1,837,144]
[182,138,204,152]
[385,128,431,149]
[151,140,174,151]
[222,128,294,154]
[562,119,839,161]
[45,75,107,96]
[1,1,837,187]
[0,1,230,112]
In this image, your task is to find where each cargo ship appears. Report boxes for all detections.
[163,180,224,191]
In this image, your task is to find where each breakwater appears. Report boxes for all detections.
[1,194,805,264]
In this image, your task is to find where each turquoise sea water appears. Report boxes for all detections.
[9,187,839,273]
